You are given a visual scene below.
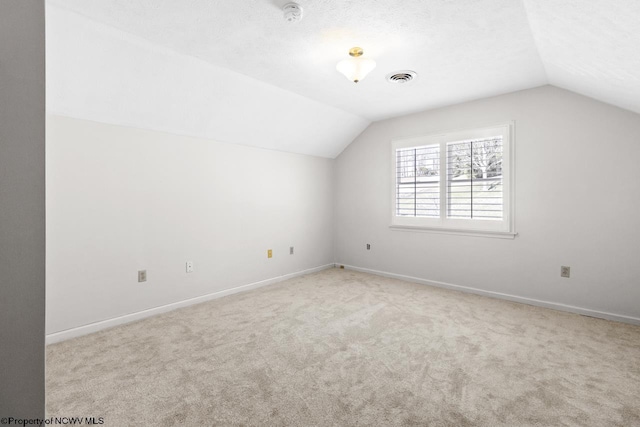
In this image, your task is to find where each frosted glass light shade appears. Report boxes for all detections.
[336,57,376,83]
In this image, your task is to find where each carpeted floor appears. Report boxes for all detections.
[46,268,640,426]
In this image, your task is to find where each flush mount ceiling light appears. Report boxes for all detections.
[283,2,303,23]
[336,47,376,83]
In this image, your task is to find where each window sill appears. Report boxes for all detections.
[389,224,517,239]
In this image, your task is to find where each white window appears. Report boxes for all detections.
[391,123,515,238]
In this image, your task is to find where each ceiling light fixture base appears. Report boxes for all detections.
[349,47,364,58]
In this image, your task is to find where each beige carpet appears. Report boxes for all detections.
[46,268,640,426]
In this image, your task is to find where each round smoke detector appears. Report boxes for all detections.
[283,2,303,23]
[386,70,418,84]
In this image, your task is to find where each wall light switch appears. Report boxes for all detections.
[186,261,194,273]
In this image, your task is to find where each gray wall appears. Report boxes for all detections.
[0,0,46,418]
[334,85,640,323]
[46,116,334,340]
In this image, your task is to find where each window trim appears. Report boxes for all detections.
[390,122,516,238]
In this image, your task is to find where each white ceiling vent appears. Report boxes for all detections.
[386,70,417,84]
[283,3,303,23]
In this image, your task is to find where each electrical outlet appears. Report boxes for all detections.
[366,243,371,250]
[186,261,194,273]
[290,246,294,255]
[561,266,570,278]
[268,249,273,258]
[138,270,147,282]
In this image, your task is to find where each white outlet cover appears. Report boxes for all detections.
[186,261,194,273]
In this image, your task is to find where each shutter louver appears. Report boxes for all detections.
[447,137,503,220]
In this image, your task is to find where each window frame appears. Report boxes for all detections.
[390,123,516,239]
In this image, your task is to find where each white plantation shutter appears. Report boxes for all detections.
[447,137,503,220]
[391,123,514,237]
[396,145,440,217]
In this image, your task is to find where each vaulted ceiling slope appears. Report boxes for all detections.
[524,0,640,116]
[45,0,640,158]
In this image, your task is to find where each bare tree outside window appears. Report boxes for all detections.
[448,137,503,219]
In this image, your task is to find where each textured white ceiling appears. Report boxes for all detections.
[47,0,548,121]
[45,0,640,158]
[46,4,369,158]
[523,0,640,114]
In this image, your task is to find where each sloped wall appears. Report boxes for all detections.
[46,3,369,158]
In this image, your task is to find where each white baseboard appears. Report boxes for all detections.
[340,264,640,326]
[46,264,335,344]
